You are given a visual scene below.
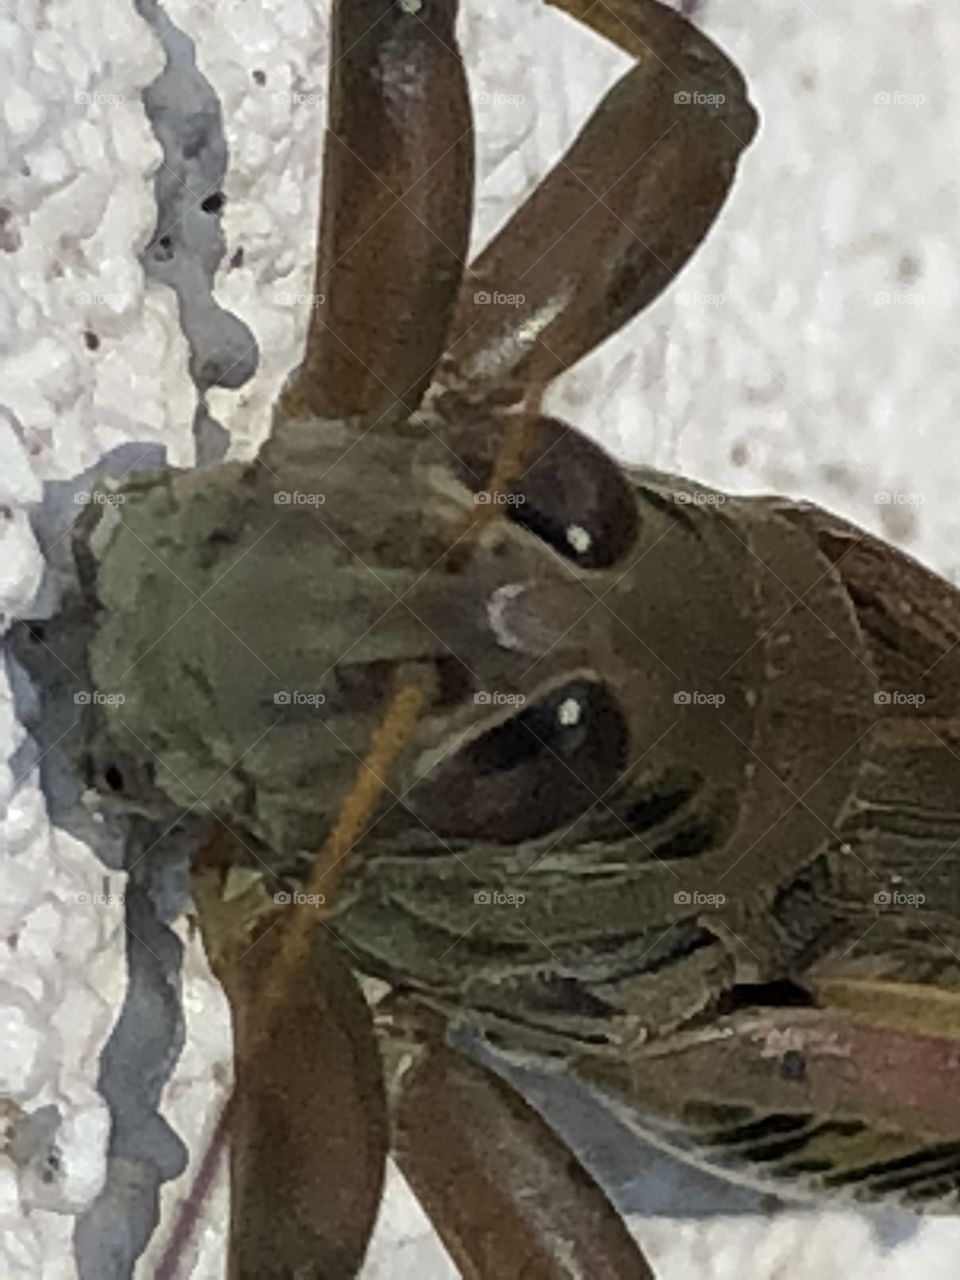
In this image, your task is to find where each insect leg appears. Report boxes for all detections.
[279,0,474,427]
[440,0,758,394]
[187,862,389,1280]
[381,1000,656,1279]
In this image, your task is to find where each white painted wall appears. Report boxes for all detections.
[3,0,960,1276]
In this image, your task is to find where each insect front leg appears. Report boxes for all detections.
[440,0,758,393]
[379,998,656,1279]
[188,857,388,1280]
[278,0,473,427]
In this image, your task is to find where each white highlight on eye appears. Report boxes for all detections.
[566,523,592,555]
[557,696,582,727]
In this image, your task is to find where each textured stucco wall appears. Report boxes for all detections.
[3,0,960,1276]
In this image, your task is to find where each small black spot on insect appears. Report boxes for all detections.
[0,504,12,520]
[26,621,46,643]
[154,235,174,263]
[252,69,266,86]
[83,330,100,351]
[229,246,245,269]
[104,764,125,793]
[201,192,225,215]
[780,1049,808,1083]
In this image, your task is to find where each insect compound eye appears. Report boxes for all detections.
[407,678,629,843]
[429,403,638,568]
[508,416,638,568]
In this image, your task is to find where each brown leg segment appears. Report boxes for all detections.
[280,0,474,427]
[190,864,389,1280]
[383,1003,656,1280]
[440,0,758,395]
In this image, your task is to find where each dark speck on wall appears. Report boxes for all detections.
[729,440,749,467]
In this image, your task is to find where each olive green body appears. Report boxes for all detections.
[76,404,960,1206]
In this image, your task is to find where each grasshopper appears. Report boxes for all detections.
[42,0,960,1274]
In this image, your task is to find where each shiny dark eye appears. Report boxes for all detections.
[433,407,638,567]
[508,417,638,568]
[408,679,629,843]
